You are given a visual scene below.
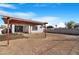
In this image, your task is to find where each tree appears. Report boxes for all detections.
[47,25,54,28]
[55,24,57,28]
[65,21,76,29]
[0,25,6,29]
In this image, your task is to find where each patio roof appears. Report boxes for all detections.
[2,16,48,25]
[1,16,47,45]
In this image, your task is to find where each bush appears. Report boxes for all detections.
[1,28,12,34]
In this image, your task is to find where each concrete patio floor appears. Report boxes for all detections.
[0,33,79,55]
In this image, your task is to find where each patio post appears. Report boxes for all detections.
[29,25,31,38]
[7,17,10,45]
[44,24,47,38]
[29,25,31,34]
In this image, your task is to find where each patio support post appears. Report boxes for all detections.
[7,17,10,45]
[44,24,46,38]
[29,25,31,34]
[29,25,31,38]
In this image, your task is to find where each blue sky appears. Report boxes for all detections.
[0,3,79,26]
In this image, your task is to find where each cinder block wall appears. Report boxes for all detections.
[46,28,79,35]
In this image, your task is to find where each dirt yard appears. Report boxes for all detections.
[0,33,79,55]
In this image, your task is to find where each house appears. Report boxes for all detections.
[74,23,79,29]
[1,16,48,34]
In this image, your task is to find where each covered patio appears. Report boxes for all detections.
[1,16,48,45]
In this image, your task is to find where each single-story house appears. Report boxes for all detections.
[1,16,48,34]
[74,23,79,29]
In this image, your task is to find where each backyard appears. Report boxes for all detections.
[0,33,79,55]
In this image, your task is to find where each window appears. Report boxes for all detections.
[32,26,38,31]
[15,26,23,32]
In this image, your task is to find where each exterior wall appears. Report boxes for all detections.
[28,25,32,33]
[31,25,44,33]
[23,25,29,33]
[0,24,44,34]
[11,24,29,33]
[11,25,44,33]
[46,28,79,35]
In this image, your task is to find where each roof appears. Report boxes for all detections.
[2,16,48,25]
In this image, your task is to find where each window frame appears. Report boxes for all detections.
[32,25,38,31]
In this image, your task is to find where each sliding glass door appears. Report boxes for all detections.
[15,26,23,32]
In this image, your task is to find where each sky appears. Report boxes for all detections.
[0,3,79,27]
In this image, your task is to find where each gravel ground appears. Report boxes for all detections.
[0,33,79,55]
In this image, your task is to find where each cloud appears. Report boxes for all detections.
[0,10,12,16]
[32,16,60,25]
[0,10,36,19]
[0,3,16,9]
[57,22,66,28]
[33,3,62,8]
[13,12,36,18]
[33,3,48,7]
